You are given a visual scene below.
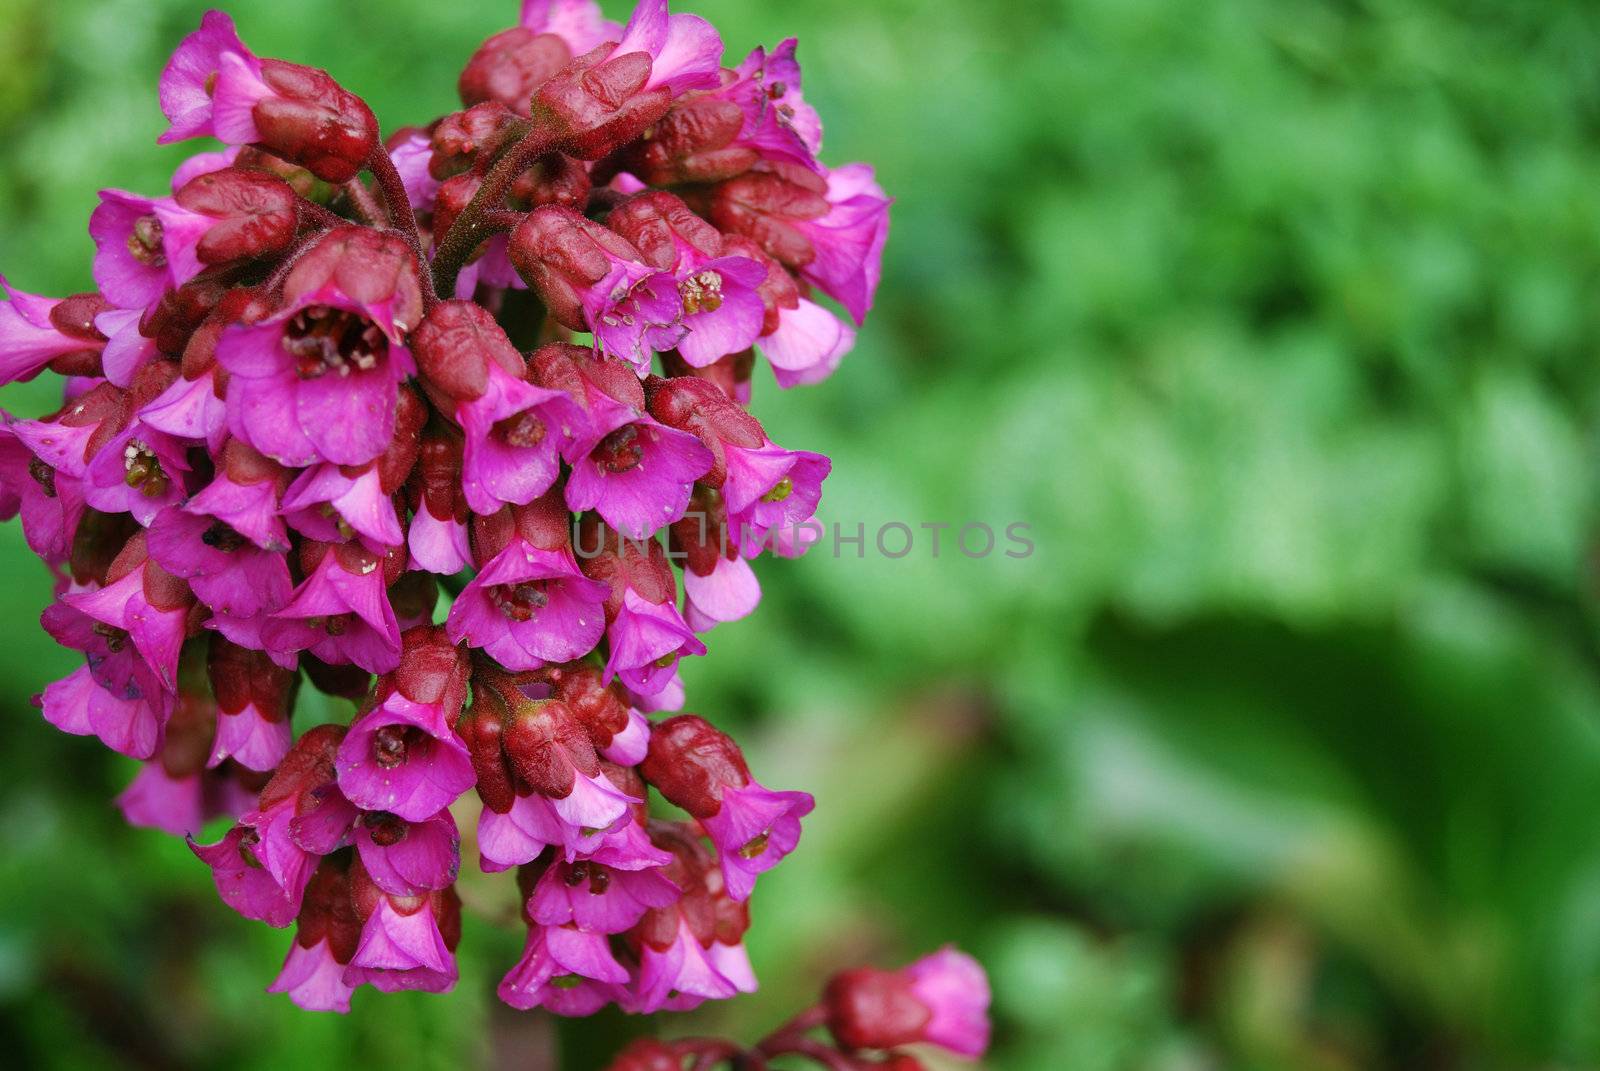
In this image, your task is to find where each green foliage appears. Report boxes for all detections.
[2,0,1600,1067]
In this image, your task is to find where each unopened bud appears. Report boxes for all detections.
[459,28,572,115]
[531,44,671,161]
[174,167,300,265]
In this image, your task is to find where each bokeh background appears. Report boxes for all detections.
[2,0,1600,1067]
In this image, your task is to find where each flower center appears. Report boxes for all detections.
[122,440,169,497]
[551,975,584,990]
[283,305,389,380]
[237,828,263,868]
[562,861,612,894]
[760,477,793,504]
[317,502,357,541]
[126,214,167,268]
[92,622,129,652]
[303,614,348,636]
[489,580,550,623]
[201,520,247,553]
[679,270,724,315]
[494,410,547,449]
[593,425,643,474]
[27,457,56,498]
[371,724,426,769]
[362,810,408,847]
[738,831,770,859]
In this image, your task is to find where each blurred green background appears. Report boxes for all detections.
[3,0,1600,1067]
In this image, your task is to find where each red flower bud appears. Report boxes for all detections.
[175,167,300,265]
[208,634,296,723]
[531,44,671,161]
[822,968,933,1054]
[431,173,482,250]
[294,856,363,966]
[617,96,756,187]
[645,374,765,485]
[387,624,471,716]
[575,513,677,619]
[709,171,830,270]
[606,190,722,271]
[251,59,380,184]
[602,1039,682,1071]
[430,102,524,180]
[283,227,425,334]
[508,206,647,331]
[463,694,517,813]
[501,697,599,798]
[640,714,750,819]
[459,28,572,115]
[509,152,590,212]
[258,723,346,812]
[302,656,374,700]
[412,299,525,402]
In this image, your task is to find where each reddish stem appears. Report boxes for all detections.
[342,177,387,227]
[368,147,439,311]
[296,198,347,231]
[431,126,557,297]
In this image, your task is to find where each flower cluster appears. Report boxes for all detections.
[606,947,992,1069]
[0,0,890,1018]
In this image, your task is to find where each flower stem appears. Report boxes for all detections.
[368,147,438,311]
[430,127,558,298]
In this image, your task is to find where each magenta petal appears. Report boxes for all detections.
[117,763,203,836]
[295,361,401,467]
[269,938,354,1013]
[356,811,460,896]
[159,10,254,143]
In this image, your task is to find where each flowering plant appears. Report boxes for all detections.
[0,0,986,1059]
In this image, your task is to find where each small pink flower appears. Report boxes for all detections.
[499,924,630,1015]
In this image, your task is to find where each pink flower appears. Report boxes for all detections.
[630,915,738,1013]
[282,462,405,548]
[683,553,761,632]
[0,419,86,564]
[217,228,422,467]
[270,936,356,1014]
[207,637,297,773]
[565,406,713,540]
[344,862,461,994]
[499,924,630,1015]
[336,693,475,822]
[117,759,255,838]
[42,536,192,712]
[457,363,576,516]
[269,856,361,1012]
[643,715,813,902]
[0,278,107,387]
[609,192,768,368]
[700,780,814,902]
[603,588,705,696]
[792,165,891,326]
[183,439,291,553]
[89,190,214,312]
[37,664,165,760]
[613,0,723,98]
[904,948,993,1058]
[529,858,679,935]
[721,441,830,555]
[351,809,461,897]
[262,541,403,674]
[146,506,292,621]
[448,538,608,669]
[157,10,259,145]
[509,208,685,373]
[824,948,992,1059]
